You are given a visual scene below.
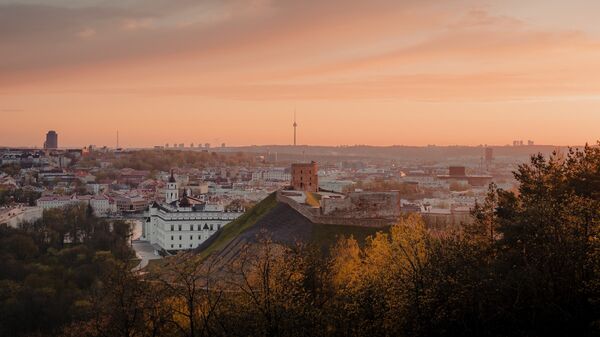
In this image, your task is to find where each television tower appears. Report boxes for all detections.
[293,110,297,146]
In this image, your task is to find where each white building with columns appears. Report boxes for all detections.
[143,171,244,252]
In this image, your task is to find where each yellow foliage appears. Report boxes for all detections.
[165,296,190,330]
[329,213,430,294]
[330,236,361,289]
[363,232,393,279]
[305,192,321,207]
[389,214,429,278]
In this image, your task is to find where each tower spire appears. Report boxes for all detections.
[293,109,297,146]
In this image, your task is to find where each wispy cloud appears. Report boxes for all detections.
[76,27,96,39]
[1,0,600,103]
[121,18,153,31]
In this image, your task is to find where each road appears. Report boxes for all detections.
[129,219,162,272]
[132,240,162,271]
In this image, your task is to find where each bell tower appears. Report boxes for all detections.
[165,170,179,203]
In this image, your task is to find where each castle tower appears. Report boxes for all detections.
[165,170,179,203]
[291,161,318,192]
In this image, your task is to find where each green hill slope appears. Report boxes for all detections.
[196,193,386,264]
[196,192,278,259]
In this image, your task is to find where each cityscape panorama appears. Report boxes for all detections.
[0,1,599,337]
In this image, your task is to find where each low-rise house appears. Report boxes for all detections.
[111,193,149,213]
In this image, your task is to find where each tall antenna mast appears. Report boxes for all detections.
[117,130,119,149]
[293,109,297,146]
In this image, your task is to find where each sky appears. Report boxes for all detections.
[1,0,599,148]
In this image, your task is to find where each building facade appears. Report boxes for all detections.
[112,194,148,213]
[144,174,244,251]
[291,161,319,192]
[36,194,116,216]
[166,171,179,203]
[252,168,292,182]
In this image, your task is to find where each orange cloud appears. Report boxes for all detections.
[1,1,600,147]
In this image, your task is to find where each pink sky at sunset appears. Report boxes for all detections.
[1,0,599,148]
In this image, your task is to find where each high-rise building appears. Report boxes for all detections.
[44,130,58,149]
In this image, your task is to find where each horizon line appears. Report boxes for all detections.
[1,143,597,150]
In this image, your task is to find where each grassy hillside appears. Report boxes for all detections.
[196,192,278,259]
[194,191,393,270]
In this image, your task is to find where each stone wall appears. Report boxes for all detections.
[276,190,473,230]
[276,191,320,220]
[321,191,402,218]
[276,191,396,228]
[320,197,352,215]
[421,212,473,230]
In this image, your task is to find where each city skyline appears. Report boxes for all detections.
[0,111,598,148]
[2,2,599,336]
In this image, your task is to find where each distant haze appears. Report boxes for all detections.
[1,0,600,147]
[0,111,598,148]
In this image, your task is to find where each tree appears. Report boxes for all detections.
[471,144,600,336]
[468,183,500,247]
[155,252,225,337]
[89,257,147,337]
